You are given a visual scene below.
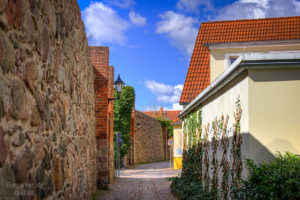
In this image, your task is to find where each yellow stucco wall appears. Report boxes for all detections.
[201,75,249,178]
[173,125,183,157]
[248,67,300,162]
[210,45,300,82]
[202,76,249,136]
[173,125,183,169]
[173,157,182,169]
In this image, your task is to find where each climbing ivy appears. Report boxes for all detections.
[230,97,243,198]
[173,97,243,199]
[114,86,135,158]
[156,117,173,138]
[183,108,202,148]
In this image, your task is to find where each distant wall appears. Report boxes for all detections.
[134,111,164,163]
[0,0,97,199]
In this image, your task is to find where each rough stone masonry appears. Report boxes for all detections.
[0,0,97,199]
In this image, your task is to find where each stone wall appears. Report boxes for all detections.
[134,111,164,164]
[89,46,114,187]
[0,0,97,199]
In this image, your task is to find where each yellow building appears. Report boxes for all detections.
[172,119,183,169]
[179,16,300,164]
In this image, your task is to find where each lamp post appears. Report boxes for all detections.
[108,74,125,103]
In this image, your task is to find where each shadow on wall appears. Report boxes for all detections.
[184,132,277,181]
[249,67,300,82]
[243,133,276,163]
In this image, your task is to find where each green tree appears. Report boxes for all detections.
[114,86,135,158]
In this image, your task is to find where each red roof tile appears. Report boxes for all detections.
[180,16,300,104]
[143,107,180,122]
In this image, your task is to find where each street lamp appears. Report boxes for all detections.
[108,74,125,103]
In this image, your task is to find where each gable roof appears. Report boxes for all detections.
[180,16,300,104]
[143,107,180,122]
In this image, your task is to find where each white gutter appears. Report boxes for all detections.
[179,52,300,118]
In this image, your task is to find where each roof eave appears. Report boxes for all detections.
[203,40,300,49]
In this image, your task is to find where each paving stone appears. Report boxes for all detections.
[36,92,46,113]
[0,36,3,65]
[0,126,8,167]
[98,161,181,200]
[34,138,45,166]
[0,96,5,118]
[12,146,33,183]
[0,35,15,74]
[11,79,30,120]
[53,157,63,191]
[30,106,40,126]
[6,0,23,28]
[40,25,49,62]
[12,132,25,147]
[0,164,17,199]
[25,61,38,93]
[0,0,6,14]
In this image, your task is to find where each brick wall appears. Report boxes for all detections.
[0,0,97,199]
[89,47,114,187]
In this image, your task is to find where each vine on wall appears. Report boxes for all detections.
[230,98,243,198]
[182,97,243,199]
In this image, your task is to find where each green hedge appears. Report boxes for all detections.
[170,145,216,200]
[236,152,300,200]
[171,147,300,200]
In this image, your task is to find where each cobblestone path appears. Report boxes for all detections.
[97,161,181,200]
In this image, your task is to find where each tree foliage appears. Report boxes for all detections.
[114,86,135,158]
[156,117,173,138]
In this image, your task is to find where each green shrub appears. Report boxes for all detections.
[237,152,300,200]
[171,145,216,200]
[171,176,215,200]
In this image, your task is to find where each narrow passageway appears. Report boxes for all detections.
[97,161,181,200]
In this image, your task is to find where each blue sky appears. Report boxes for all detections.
[77,0,300,111]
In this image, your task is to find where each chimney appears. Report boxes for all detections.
[160,107,163,115]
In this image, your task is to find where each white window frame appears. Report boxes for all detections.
[225,53,242,69]
[225,52,264,69]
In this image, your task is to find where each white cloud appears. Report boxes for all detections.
[156,11,199,55]
[104,0,135,8]
[171,103,183,110]
[82,2,130,45]
[144,103,183,111]
[129,11,147,27]
[216,0,300,20]
[177,0,212,12]
[145,80,183,104]
[163,103,183,111]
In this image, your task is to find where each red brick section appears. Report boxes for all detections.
[89,46,114,187]
[180,16,300,104]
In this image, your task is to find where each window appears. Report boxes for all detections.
[224,52,263,68]
[225,53,241,68]
[229,56,239,65]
